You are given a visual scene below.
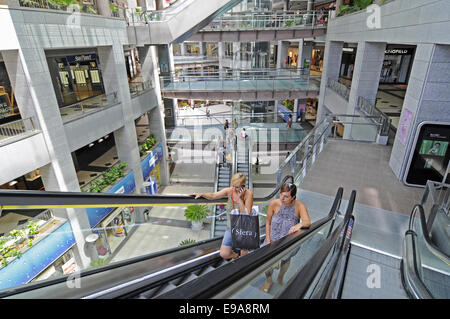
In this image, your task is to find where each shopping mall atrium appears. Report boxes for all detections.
[0,0,448,300]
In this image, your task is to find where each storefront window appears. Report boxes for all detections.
[311,49,324,73]
[50,53,105,107]
[380,48,414,84]
[0,62,19,122]
[287,47,299,67]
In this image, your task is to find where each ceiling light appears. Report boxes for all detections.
[98,139,104,143]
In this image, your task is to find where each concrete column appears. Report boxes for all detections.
[317,41,344,121]
[343,42,386,141]
[347,42,386,112]
[150,45,172,185]
[180,43,187,56]
[97,46,145,197]
[389,44,450,181]
[293,99,299,121]
[336,0,344,15]
[96,0,111,17]
[233,42,241,72]
[2,49,93,269]
[274,100,279,121]
[277,41,289,69]
[299,40,313,73]
[157,44,177,128]
[218,42,224,70]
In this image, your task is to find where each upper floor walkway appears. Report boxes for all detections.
[160,68,320,101]
[187,10,327,42]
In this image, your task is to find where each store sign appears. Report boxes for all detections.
[385,49,413,55]
[62,257,78,275]
[66,54,97,63]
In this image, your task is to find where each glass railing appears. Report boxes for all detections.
[202,10,328,31]
[326,78,350,101]
[60,92,119,122]
[0,118,36,144]
[228,214,334,298]
[160,68,320,92]
[129,80,154,97]
[357,96,391,136]
[18,0,99,15]
[125,0,198,25]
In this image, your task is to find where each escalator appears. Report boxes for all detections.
[0,175,300,299]
[127,0,244,44]
[211,154,232,238]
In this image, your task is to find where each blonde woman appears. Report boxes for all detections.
[194,173,254,260]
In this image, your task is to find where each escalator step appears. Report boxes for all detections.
[198,265,216,276]
[178,273,199,285]
[137,287,159,299]
[152,283,178,298]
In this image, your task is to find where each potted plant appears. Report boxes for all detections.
[184,205,210,231]
[179,239,196,246]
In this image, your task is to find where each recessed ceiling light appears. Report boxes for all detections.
[98,139,104,143]
[89,143,94,147]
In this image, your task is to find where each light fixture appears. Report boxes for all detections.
[89,143,94,147]
[104,135,109,139]
[9,180,18,187]
[98,138,104,143]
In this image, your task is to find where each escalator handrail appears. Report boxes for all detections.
[408,204,450,265]
[156,187,344,299]
[278,190,356,299]
[0,176,294,209]
[402,204,449,299]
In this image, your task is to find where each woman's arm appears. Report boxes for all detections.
[194,188,230,200]
[265,200,275,244]
[289,201,311,234]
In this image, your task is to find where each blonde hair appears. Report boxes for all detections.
[231,173,246,187]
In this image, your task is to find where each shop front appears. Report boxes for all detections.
[340,46,357,82]
[0,61,19,123]
[287,46,299,67]
[311,48,324,73]
[380,47,415,84]
[125,49,140,83]
[47,51,105,107]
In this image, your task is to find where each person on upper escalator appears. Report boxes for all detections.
[193,173,253,261]
[261,183,311,293]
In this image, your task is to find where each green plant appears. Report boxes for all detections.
[284,20,294,27]
[140,135,158,156]
[9,229,24,239]
[355,0,373,9]
[86,161,128,193]
[91,257,110,267]
[184,205,210,223]
[179,239,196,246]
[109,3,118,12]
[27,221,39,236]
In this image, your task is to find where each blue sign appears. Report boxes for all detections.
[0,221,75,290]
[142,143,163,180]
[85,171,136,228]
[277,104,293,122]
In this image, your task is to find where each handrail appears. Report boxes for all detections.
[402,204,449,299]
[157,187,344,298]
[278,190,356,299]
[408,205,450,265]
[210,138,221,238]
